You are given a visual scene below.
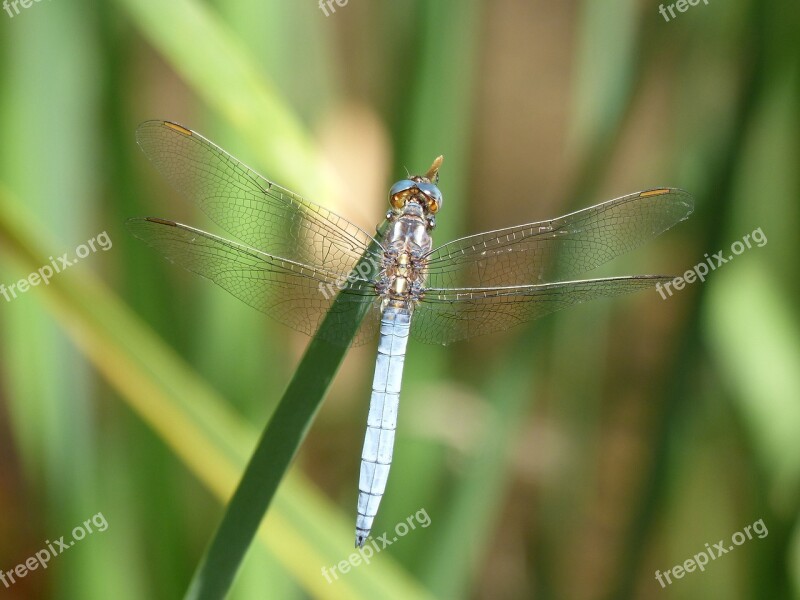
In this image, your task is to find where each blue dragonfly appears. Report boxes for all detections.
[128,120,693,547]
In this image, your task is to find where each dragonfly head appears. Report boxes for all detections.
[388,156,444,217]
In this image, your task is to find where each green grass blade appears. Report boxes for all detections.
[113,0,343,206]
[185,221,390,600]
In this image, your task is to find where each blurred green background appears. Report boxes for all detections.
[1,0,798,598]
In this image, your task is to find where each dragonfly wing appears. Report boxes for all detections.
[136,120,383,276]
[411,276,669,345]
[127,217,381,346]
[423,188,693,288]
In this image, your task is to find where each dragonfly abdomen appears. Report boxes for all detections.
[355,303,411,547]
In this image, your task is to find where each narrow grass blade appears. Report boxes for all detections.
[185,221,389,600]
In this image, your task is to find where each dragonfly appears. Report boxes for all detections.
[128,120,693,548]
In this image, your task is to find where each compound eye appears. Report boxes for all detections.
[389,179,416,210]
[416,182,443,214]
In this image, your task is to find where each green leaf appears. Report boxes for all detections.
[705,260,800,507]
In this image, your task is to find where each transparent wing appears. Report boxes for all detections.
[423,189,693,288]
[136,120,383,275]
[127,217,381,346]
[411,276,669,345]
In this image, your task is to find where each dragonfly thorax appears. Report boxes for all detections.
[377,214,432,304]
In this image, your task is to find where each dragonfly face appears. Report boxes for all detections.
[128,121,693,547]
[388,178,443,215]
